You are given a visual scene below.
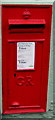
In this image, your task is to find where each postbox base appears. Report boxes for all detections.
[3,108,45,114]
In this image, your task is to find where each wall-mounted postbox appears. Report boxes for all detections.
[2,5,52,114]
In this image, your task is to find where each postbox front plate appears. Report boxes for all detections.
[2,5,52,114]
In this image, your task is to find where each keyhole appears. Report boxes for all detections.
[14,73,16,77]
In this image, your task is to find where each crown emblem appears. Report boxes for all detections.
[23,9,31,19]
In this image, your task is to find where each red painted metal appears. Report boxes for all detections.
[8,19,46,25]
[8,39,45,42]
[8,19,45,33]
[2,5,52,114]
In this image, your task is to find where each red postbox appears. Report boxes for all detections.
[2,5,52,114]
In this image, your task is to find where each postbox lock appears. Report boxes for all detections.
[23,9,31,19]
[14,73,16,77]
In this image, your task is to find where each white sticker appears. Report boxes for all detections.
[17,42,35,70]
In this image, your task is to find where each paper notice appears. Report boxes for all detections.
[17,42,35,70]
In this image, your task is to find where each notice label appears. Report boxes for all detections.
[17,42,35,70]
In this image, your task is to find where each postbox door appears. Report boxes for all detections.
[8,41,43,108]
